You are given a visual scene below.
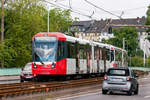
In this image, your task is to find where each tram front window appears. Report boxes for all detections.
[33,37,57,62]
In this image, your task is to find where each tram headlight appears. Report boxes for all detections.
[33,63,37,69]
[51,62,56,69]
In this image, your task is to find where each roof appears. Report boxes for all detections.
[86,20,107,33]
[72,20,92,26]
[71,17,147,33]
[111,17,146,25]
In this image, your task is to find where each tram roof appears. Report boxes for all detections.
[33,32,66,41]
[33,32,126,52]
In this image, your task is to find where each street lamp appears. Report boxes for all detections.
[47,6,50,33]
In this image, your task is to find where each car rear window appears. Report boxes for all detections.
[107,69,129,76]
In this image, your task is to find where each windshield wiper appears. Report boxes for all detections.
[40,61,44,65]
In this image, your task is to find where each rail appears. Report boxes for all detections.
[0,77,103,97]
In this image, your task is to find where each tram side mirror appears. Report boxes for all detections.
[21,68,24,71]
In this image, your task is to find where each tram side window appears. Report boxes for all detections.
[111,50,114,62]
[99,48,102,60]
[67,42,76,58]
[94,47,99,60]
[57,41,65,61]
[116,50,122,61]
[106,49,110,61]
[33,53,40,61]
[86,45,92,60]
[79,45,86,59]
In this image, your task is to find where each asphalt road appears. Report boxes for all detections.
[53,74,150,100]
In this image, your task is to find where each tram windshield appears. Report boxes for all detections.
[33,37,57,62]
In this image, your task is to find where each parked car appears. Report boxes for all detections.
[102,67,139,95]
[20,62,34,82]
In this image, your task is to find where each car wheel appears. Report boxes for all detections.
[134,85,139,95]
[127,86,132,96]
[20,79,24,83]
[109,91,114,95]
[102,89,107,94]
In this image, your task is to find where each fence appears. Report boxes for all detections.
[130,67,150,72]
[0,68,21,76]
[0,67,149,76]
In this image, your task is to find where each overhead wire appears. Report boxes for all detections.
[52,0,148,20]
[84,0,122,19]
[110,6,146,13]
[43,0,99,20]
[54,0,96,19]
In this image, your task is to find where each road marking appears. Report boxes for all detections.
[56,90,102,100]
[143,78,148,80]
[144,95,150,99]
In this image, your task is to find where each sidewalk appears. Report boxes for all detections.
[0,75,20,81]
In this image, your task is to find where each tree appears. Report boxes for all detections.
[102,27,138,56]
[0,0,73,67]
[146,5,150,32]
[45,8,72,33]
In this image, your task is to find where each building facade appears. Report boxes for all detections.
[70,17,150,57]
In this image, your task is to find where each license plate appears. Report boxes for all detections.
[26,76,32,78]
[111,78,122,82]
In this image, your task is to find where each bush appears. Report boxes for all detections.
[135,50,144,57]
[128,56,150,67]
[128,56,143,67]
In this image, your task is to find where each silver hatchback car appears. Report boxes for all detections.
[102,67,139,95]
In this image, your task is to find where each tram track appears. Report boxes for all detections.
[0,70,148,98]
[0,77,103,98]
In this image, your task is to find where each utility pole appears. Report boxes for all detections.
[144,40,145,67]
[122,38,125,67]
[47,4,51,33]
[1,0,4,68]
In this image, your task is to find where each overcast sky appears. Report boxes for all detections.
[48,0,150,20]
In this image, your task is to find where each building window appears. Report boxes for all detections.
[82,28,85,32]
[108,26,112,34]
[79,28,81,32]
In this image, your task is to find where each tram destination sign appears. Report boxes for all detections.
[35,37,57,42]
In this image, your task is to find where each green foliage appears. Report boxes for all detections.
[47,8,72,32]
[128,56,150,67]
[0,0,73,67]
[146,5,150,32]
[147,37,150,41]
[103,27,138,56]
[128,56,144,67]
[135,50,144,57]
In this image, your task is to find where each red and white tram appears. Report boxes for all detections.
[32,32,128,80]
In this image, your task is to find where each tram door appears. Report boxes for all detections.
[75,42,90,74]
[103,47,107,73]
[75,42,80,74]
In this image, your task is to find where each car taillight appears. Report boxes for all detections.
[126,76,131,81]
[104,76,108,80]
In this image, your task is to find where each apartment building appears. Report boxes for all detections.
[70,17,150,57]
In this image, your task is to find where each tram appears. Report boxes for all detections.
[31,32,128,80]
